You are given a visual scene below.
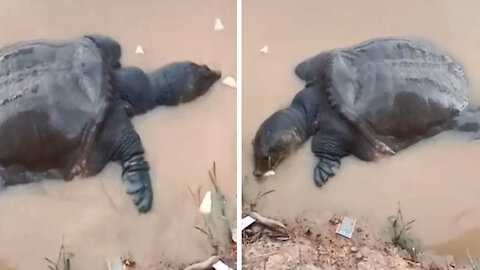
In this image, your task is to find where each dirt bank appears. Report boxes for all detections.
[243,214,473,270]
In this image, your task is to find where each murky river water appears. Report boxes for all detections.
[243,0,480,264]
[0,1,236,269]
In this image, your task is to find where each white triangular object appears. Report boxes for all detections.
[199,191,212,214]
[222,76,237,88]
[214,18,224,31]
[231,228,237,242]
[135,45,144,54]
[212,260,234,270]
[241,216,256,230]
[259,45,268,54]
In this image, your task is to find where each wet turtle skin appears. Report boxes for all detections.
[0,35,221,212]
[254,37,480,187]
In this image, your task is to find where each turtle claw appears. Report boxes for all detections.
[374,141,395,156]
[313,158,339,187]
[132,185,153,213]
[314,167,328,187]
[123,170,153,213]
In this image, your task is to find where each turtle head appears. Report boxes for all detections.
[253,109,304,178]
[149,61,221,106]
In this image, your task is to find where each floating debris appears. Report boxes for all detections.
[259,45,269,54]
[214,18,224,31]
[222,76,237,88]
[335,216,357,239]
[199,191,212,214]
[135,45,144,55]
[263,170,275,177]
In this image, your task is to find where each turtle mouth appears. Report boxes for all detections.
[202,64,221,82]
[253,155,282,178]
[211,69,222,80]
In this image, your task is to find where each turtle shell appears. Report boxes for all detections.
[296,38,469,153]
[0,37,113,175]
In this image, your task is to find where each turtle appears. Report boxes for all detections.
[0,35,221,212]
[252,37,480,186]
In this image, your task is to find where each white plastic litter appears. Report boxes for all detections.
[241,215,256,231]
[336,216,357,239]
[263,170,276,177]
[214,18,224,31]
[199,191,212,214]
[259,45,269,54]
[231,228,237,242]
[135,45,144,54]
[107,258,122,270]
[231,215,256,243]
[222,76,237,88]
[212,260,234,270]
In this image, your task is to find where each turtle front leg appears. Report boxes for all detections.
[121,154,152,213]
[311,132,352,187]
[92,103,153,213]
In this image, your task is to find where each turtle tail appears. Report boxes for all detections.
[450,104,480,139]
[294,58,311,81]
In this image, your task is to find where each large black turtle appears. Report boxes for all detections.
[253,37,480,186]
[0,35,221,212]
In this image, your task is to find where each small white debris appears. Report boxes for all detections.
[212,260,234,270]
[335,216,357,239]
[135,45,144,55]
[106,258,122,270]
[222,76,237,88]
[199,191,212,214]
[259,45,269,54]
[241,215,256,231]
[231,228,237,242]
[214,18,224,31]
[263,170,276,177]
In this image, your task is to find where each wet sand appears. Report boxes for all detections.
[0,0,236,269]
[243,0,480,263]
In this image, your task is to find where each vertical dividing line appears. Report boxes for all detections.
[236,0,242,268]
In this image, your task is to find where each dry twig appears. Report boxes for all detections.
[184,255,219,270]
[249,211,287,233]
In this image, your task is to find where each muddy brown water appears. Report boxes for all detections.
[243,0,480,264]
[0,1,236,269]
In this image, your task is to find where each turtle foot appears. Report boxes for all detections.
[313,158,340,187]
[123,169,153,213]
[374,141,395,156]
